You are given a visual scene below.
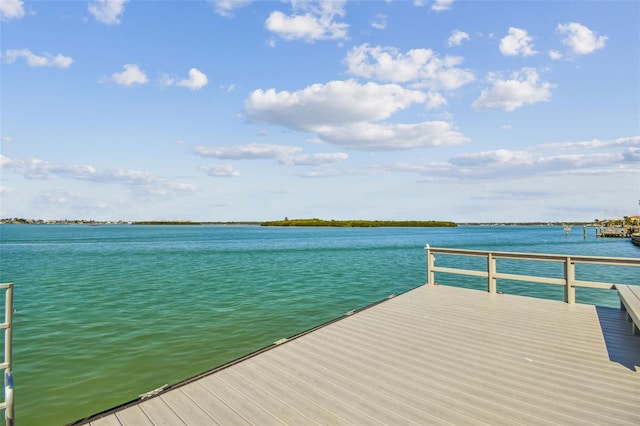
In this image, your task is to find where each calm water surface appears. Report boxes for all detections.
[0,225,638,425]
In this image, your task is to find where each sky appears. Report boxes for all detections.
[1,0,639,222]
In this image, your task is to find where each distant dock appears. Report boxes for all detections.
[71,248,640,425]
[596,225,638,238]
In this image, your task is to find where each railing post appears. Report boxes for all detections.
[487,252,497,293]
[1,284,13,426]
[564,257,576,304]
[425,245,435,285]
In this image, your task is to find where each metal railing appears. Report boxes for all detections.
[425,246,640,304]
[0,283,13,426]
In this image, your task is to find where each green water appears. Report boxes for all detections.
[0,225,638,425]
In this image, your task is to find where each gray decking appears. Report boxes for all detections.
[82,284,640,425]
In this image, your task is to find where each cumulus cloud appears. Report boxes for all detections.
[432,0,454,12]
[88,0,128,25]
[472,68,554,112]
[265,0,348,42]
[317,121,469,151]
[245,79,469,151]
[246,79,426,131]
[200,164,241,177]
[344,44,475,90]
[108,64,148,86]
[499,27,537,57]
[557,22,607,56]
[0,0,24,21]
[4,49,73,68]
[425,92,447,109]
[176,68,208,90]
[448,30,470,47]
[208,0,252,17]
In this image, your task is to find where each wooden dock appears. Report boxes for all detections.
[75,284,640,426]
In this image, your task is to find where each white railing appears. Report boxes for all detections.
[0,283,13,426]
[425,246,640,304]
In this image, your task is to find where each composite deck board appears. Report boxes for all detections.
[178,382,251,425]
[114,406,153,426]
[138,396,187,425]
[79,285,640,425]
[286,322,621,425]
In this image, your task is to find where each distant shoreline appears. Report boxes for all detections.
[0,218,604,227]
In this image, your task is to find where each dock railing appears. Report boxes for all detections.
[425,246,640,304]
[0,283,13,426]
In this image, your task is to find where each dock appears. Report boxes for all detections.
[75,283,640,425]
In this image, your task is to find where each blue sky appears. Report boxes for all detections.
[1,0,638,222]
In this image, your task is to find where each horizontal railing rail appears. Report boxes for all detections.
[425,246,640,304]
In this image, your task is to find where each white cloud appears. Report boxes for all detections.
[370,13,387,30]
[176,68,208,90]
[622,147,640,162]
[245,79,469,151]
[158,73,176,89]
[1,155,195,195]
[425,92,447,109]
[0,0,24,21]
[499,27,537,57]
[472,68,554,112]
[280,152,348,166]
[540,136,640,150]
[208,0,252,17]
[1,135,13,142]
[344,44,474,90]
[220,83,236,93]
[245,79,426,131]
[557,22,607,56]
[388,147,635,181]
[109,64,148,86]
[448,149,625,178]
[194,143,347,167]
[386,136,640,180]
[549,50,563,60]
[265,0,348,42]
[316,121,469,151]
[448,30,470,47]
[0,186,13,194]
[432,0,454,12]
[88,0,128,25]
[4,49,73,68]
[200,164,241,177]
[194,143,302,160]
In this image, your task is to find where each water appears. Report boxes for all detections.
[0,224,638,425]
